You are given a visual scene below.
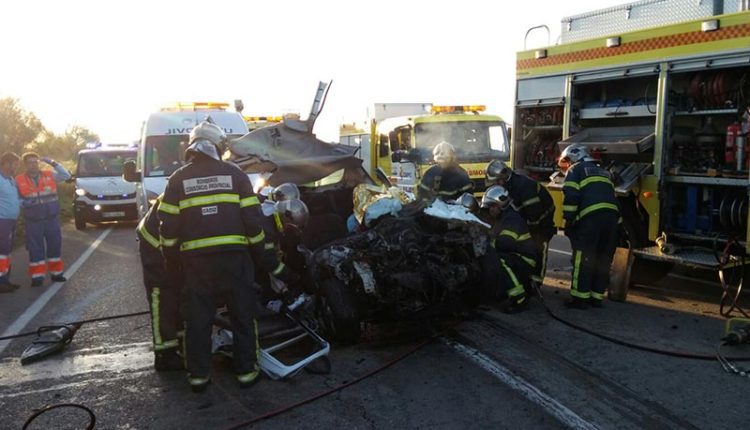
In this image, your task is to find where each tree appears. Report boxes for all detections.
[35,126,100,161]
[0,97,45,155]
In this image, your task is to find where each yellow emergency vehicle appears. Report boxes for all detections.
[513,0,750,290]
[359,103,510,195]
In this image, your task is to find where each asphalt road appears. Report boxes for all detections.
[1,224,749,430]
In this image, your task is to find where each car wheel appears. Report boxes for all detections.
[318,278,361,344]
[74,212,86,230]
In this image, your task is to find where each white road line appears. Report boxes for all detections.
[549,248,572,256]
[444,338,599,430]
[0,228,113,355]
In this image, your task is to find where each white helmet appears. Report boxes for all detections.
[271,183,300,202]
[433,141,456,165]
[186,121,227,161]
[485,160,513,186]
[481,185,511,211]
[559,144,589,164]
[275,198,310,229]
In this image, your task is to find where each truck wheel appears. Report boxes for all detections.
[74,212,86,230]
[318,278,360,344]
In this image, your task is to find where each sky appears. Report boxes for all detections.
[0,0,630,143]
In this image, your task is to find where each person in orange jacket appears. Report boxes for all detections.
[16,152,71,287]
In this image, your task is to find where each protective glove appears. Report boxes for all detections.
[40,157,57,166]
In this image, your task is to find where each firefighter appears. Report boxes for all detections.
[158,121,288,392]
[559,144,620,309]
[417,141,473,201]
[136,195,183,371]
[480,185,536,313]
[485,160,555,286]
[258,195,310,305]
[16,153,71,287]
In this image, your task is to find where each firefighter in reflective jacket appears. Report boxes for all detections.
[417,142,473,201]
[257,184,310,304]
[136,195,183,371]
[16,153,71,287]
[560,144,620,309]
[158,121,288,392]
[480,185,535,314]
[485,160,555,285]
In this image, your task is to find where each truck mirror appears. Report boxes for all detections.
[123,160,141,183]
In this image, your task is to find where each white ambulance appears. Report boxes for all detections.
[127,102,249,217]
[73,144,138,229]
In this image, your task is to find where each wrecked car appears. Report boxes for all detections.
[311,199,491,343]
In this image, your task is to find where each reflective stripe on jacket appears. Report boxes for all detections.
[492,208,537,266]
[417,164,473,201]
[562,160,619,224]
[16,171,60,220]
[506,173,554,232]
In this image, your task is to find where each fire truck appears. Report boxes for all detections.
[513,0,750,297]
[362,103,510,195]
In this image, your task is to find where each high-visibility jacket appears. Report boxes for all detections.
[492,208,537,269]
[506,173,555,236]
[158,156,287,278]
[137,197,163,264]
[16,171,60,221]
[417,164,473,201]
[562,160,619,226]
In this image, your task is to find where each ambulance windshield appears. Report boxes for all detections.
[144,135,189,177]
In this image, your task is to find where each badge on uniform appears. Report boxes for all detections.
[202,206,218,216]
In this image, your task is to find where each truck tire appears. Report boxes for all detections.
[318,278,361,344]
[74,212,86,231]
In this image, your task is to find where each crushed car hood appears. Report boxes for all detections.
[229,123,366,186]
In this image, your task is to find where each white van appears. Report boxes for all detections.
[128,102,249,217]
[73,145,138,229]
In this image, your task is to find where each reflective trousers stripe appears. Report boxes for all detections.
[47,258,64,275]
[0,256,8,276]
[570,250,591,299]
[29,261,46,278]
[151,288,163,346]
[590,291,604,300]
[237,319,260,382]
[500,260,525,298]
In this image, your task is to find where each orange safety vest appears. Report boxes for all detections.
[16,171,60,220]
[16,171,58,202]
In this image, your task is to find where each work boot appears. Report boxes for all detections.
[188,375,211,393]
[50,274,67,283]
[503,297,530,314]
[588,298,604,308]
[30,278,44,287]
[564,296,589,310]
[237,369,260,389]
[154,351,184,371]
[0,283,16,294]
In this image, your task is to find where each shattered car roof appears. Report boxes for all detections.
[229,122,367,186]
